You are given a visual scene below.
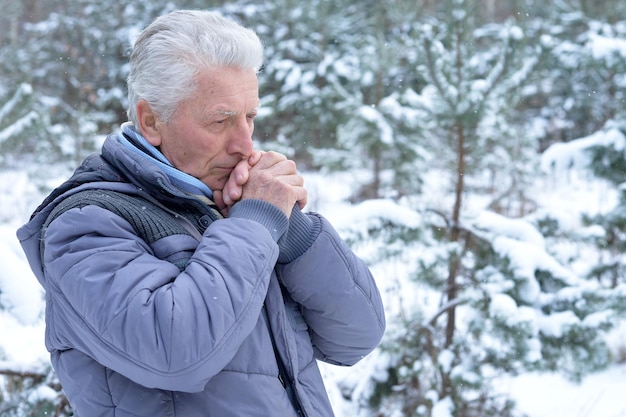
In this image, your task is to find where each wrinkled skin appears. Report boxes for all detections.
[136,66,307,217]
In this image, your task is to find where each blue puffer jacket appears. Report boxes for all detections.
[17,131,386,417]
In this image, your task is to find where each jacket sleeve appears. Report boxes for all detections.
[43,204,280,392]
[276,212,386,366]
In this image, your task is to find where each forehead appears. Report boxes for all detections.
[192,67,259,112]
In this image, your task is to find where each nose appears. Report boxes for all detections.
[227,116,254,158]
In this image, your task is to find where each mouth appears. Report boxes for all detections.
[203,158,245,189]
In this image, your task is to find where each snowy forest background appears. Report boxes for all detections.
[2,0,626,416]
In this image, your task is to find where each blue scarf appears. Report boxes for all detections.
[119,123,216,204]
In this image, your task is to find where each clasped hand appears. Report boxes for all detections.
[213,151,307,217]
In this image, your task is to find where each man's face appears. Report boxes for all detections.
[149,67,259,192]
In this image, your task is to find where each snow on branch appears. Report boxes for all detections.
[0,83,33,123]
[0,111,39,145]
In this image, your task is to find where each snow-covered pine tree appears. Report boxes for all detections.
[235,0,430,200]
[346,1,626,416]
[580,121,626,295]
[324,0,430,200]
[567,11,626,291]
[232,0,362,167]
[359,0,546,413]
[533,1,626,148]
[0,83,56,168]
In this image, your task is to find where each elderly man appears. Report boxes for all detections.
[17,9,385,417]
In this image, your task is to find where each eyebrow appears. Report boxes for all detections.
[209,108,259,117]
[213,110,237,117]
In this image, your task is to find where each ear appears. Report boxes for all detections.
[136,100,162,146]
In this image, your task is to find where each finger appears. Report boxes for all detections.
[233,159,251,186]
[274,171,304,188]
[253,151,288,169]
[223,182,238,206]
[213,190,231,216]
[247,150,265,167]
[213,189,226,210]
[273,176,307,209]
[296,187,308,209]
[222,175,238,206]
[227,184,242,204]
[225,159,253,204]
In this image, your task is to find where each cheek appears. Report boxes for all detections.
[186,135,226,173]
[177,129,213,156]
[164,133,204,168]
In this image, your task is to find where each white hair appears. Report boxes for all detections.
[126,10,264,125]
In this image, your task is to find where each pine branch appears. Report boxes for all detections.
[0,367,47,380]
[426,296,468,328]
[422,36,457,111]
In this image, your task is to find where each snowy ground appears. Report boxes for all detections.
[500,363,626,417]
[1,159,626,416]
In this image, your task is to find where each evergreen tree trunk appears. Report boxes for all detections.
[446,122,466,346]
[442,120,467,400]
